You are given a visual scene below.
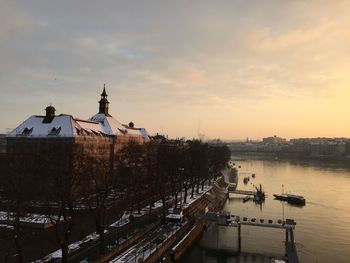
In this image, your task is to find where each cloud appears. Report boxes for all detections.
[0,3,33,37]
[185,68,208,85]
[246,21,336,52]
[1,1,350,138]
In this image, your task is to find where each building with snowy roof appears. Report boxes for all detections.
[7,86,149,141]
[5,87,150,191]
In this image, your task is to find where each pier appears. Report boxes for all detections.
[228,189,257,196]
[204,212,299,263]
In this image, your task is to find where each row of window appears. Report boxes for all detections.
[20,126,61,136]
[75,127,108,137]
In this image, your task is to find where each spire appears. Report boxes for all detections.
[101,84,107,97]
[98,84,111,116]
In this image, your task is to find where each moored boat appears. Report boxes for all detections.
[243,177,249,184]
[273,193,306,205]
[243,195,250,203]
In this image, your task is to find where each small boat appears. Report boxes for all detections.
[243,196,250,203]
[253,184,265,203]
[253,195,262,203]
[273,193,306,206]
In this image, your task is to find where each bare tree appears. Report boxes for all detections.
[2,153,28,263]
[142,140,160,220]
[117,140,145,214]
[42,144,87,263]
[81,153,114,255]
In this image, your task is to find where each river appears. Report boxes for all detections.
[184,155,350,263]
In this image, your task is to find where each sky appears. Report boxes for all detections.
[1,0,350,140]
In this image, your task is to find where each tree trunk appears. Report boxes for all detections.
[174,192,178,209]
[14,202,23,263]
[184,186,188,204]
[148,201,153,223]
[196,177,200,194]
[98,227,105,255]
[61,242,69,263]
[161,195,166,219]
[96,214,105,255]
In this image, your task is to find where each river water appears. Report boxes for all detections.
[184,156,350,263]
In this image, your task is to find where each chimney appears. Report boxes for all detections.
[43,105,56,123]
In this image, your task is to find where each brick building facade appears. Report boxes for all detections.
[4,87,149,191]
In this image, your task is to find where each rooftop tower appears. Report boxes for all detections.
[99,84,111,116]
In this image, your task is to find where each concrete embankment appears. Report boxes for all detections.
[95,222,160,263]
[99,176,229,263]
[156,176,228,263]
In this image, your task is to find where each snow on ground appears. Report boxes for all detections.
[110,217,130,228]
[173,184,212,211]
[172,224,197,250]
[37,183,214,262]
[0,223,14,230]
[110,222,186,263]
[39,201,164,261]
[108,185,215,263]
[0,211,57,225]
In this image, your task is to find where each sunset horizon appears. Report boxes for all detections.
[2,2,350,263]
[1,1,350,140]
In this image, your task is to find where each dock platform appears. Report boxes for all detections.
[228,189,257,196]
[203,212,299,263]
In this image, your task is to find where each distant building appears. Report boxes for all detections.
[262,135,287,144]
[289,137,349,158]
[0,134,6,154]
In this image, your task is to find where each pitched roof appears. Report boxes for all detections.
[89,113,150,141]
[8,113,150,141]
[8,114,76,137]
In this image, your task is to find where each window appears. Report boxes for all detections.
[22,127,33,135]
[48,126,61,136]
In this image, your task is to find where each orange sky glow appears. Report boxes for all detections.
[1,1,349,140]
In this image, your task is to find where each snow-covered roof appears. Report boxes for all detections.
[8,113,150,141]
[89,113,150,141]
[90,113,126,136]
[8,87,150,141]
[8,114,76,137]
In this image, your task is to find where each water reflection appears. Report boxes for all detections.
[184,156,350,263]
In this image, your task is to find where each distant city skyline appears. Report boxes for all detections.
[1,1,350,140]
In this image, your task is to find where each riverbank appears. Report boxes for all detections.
[231,152,350,169]
[103,175,229,263]
[184,157,350,263]
[159,176,228,263]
